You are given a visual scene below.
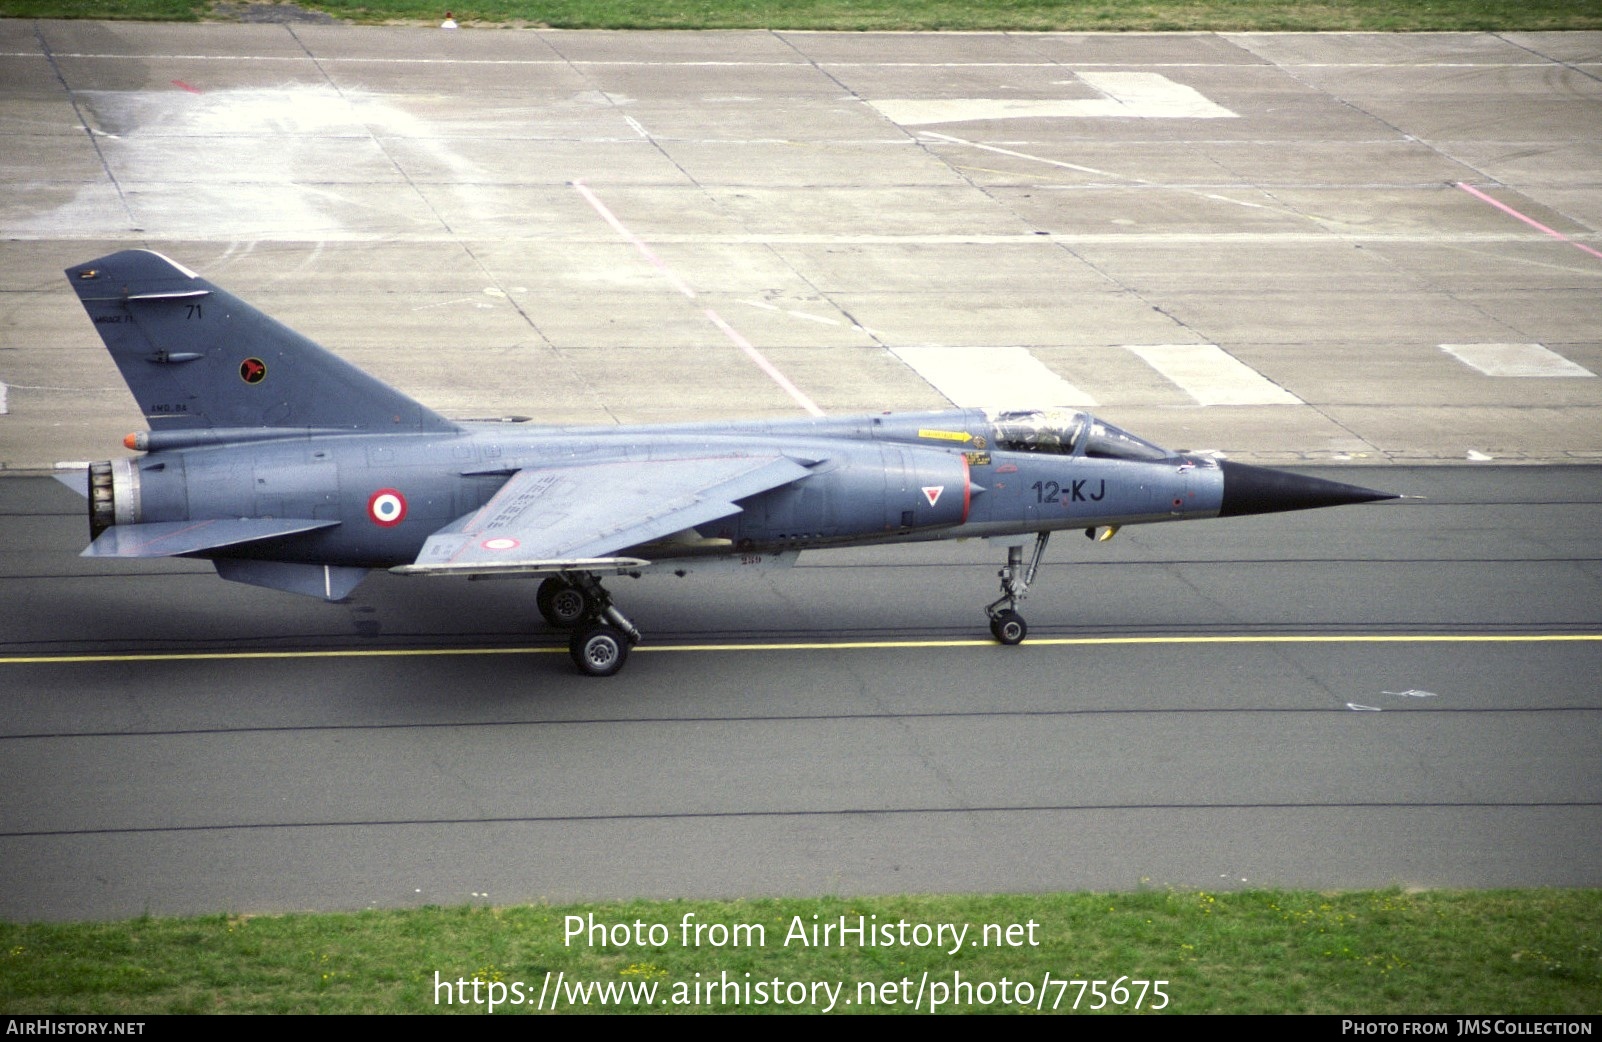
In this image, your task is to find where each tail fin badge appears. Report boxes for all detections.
[239,358,267,384]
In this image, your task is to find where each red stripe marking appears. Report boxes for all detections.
[960,453,971,524]
[171,79,202,94]
[1456,182,1602,261]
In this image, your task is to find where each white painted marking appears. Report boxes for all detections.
[0,381,7,415]
[1440,343,1596,378]
[1128,345,1302,406]
[741,299,841,326]
[891,346,1097,408]
[1466,450,1494,462]
[1077,72,1238,118]
[784,309,839,327]
[872,72,1236,126]
[1382,689,1439,698]
[874,99,1104,125]
[1347,704,1383,711]
[918,130,1114,177]
[918,130,1282,216]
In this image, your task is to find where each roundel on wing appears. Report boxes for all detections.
[368,489,407,527]
[240,357,267,384]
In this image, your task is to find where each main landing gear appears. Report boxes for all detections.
[985,532,1050,646]
[538,531,1057,671]
[537,574,641,677]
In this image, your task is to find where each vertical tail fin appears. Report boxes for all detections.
[67,250,458,433]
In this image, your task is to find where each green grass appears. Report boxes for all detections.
[3,890,1600,1014]
[1,0,1600,30]
[0,0,205,19]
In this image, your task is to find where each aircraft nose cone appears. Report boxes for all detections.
[1217,461,1399,518]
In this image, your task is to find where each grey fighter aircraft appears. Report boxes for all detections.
[64,249,1396,676]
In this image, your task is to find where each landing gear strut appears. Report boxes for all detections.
[548,572,642,677]
[985,531,1049,646]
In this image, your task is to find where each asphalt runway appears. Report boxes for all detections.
[2,467,1598,921]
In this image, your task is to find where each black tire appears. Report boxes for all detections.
[990,610,1027,646]
[570,624,629,677]
[537,577,589,628]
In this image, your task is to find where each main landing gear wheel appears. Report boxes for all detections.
[990,609,1027,645]
[554,572,642,676]
[570,623,629,677]
[537,576,590,628]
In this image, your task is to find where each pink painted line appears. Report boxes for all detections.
[573,179,823,417]
[1456,182,1602,261]
[571,180,697,299]
[705,308,825,417]
[171,79,202,94]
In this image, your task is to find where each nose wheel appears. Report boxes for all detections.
[989,609,1027,645]
[985,532,1049,646]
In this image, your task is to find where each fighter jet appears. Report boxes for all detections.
[63,249,1396,676]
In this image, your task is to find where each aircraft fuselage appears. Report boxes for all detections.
[97,408,1223,570]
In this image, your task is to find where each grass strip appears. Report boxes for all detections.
[3,889,1599,1013]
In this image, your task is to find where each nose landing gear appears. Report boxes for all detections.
[985,531,1049,646]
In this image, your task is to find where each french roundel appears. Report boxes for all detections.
[367,488,407,527]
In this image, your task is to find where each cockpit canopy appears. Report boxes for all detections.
[987,409,1172,462]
